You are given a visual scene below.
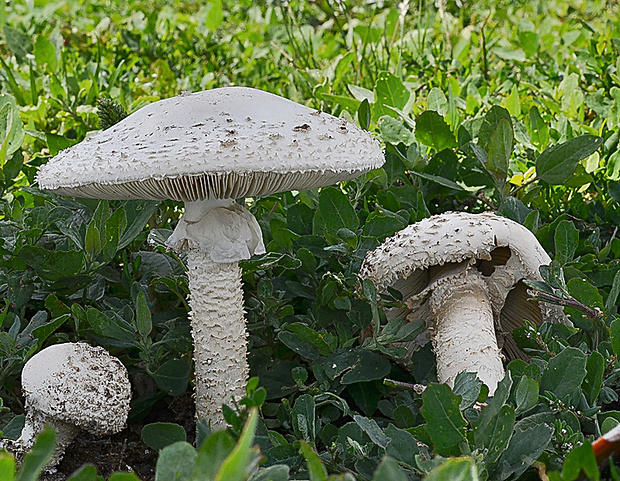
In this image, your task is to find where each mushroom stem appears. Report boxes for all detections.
[429,266,505,393]
[4,412,81,467]
[166,197,265,428]
[187,250,248,427]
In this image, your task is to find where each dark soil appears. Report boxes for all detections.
[41,394,196,481]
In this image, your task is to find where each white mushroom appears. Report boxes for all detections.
[359,211,568,393]
[36,87,384,428]
[0,342,131,469]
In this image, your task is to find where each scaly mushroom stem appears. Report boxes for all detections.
[166,198,265,428]
[187,251,248,426]
[429,266,504,393]
[0,412,80,468]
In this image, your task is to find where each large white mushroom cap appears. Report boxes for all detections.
[22,342,131,436]
[36,87,384,201]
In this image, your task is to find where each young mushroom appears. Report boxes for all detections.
[0,342,131,469]
[36,87,384,428]
[358,211,568,394]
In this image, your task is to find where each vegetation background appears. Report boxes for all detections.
[1,0,620,479]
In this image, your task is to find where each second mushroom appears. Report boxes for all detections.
[359,211,568,394]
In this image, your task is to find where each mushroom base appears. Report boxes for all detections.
[0,412,80,471]
[429,267,505,393]
[186,249,249,428]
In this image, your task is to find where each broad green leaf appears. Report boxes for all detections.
[540,347,587,405]
[527,106,549,151]
[358,99,371,130]
[215,409,260,481]
[554,220,579,264]
[494,424,552,481]
[118,200,159,249]
[559,73,584,118]
[362,211,408,240]
[409,170,465,191]
[378,115,415,145]
[427,87,448,115]
[567,278,604,329]
[155,442,196,481]
[292,395,316,442]
[474,404,515,466]
[420,384,467,455]
[453,372,483,410]
[84,222,102,260]
[102,207,127,263]
[582,351,605,406]
[32,314,69,345]
[0,453,16,481]
[153,359,190,397]
[478,106,512,152]
[0,331,13,358]
[514,376,539,415]
[425,457,480,481]
[299,442,328,481]
[135,290,153,338]
[0,94,25,162]
[607,270,620,312]
[519,31,539,56]
[504,85,521,117]
[16,426,55,481]
[374,71,410,119]
[17,246,83,283]
[284,323,334,357]
[323,349,391,384]
[610,318,620,356]
[2,416,24,441]
[203,0,223,31]
[560,442,599,481]
[348,84,375,103]
[315,187,358,236]
[474,373,512,429]
[353,415,389,448]
[2,26,32,62]
[385,424,419,467]
[610,87,620,129]
[86,308,136,344]
[486,118,513,180]
[278,331,321,361]
[33,35,57,73]
[141,423,187,451]
[371,456,408,481]
[319,93,360,114]
[339,351,391,384]
[536,135,604,184]
[194,431,235,481]
[415,111,457,151]
[45,133,75,157]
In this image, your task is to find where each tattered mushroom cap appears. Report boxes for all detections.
[359,211,568,362]
[36,87,384,201]
[21,343,131,436]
